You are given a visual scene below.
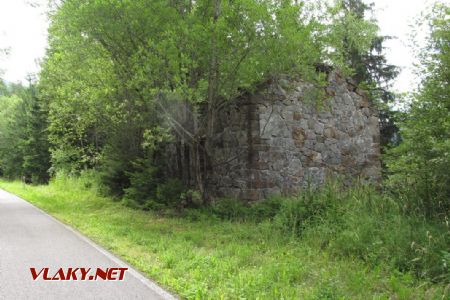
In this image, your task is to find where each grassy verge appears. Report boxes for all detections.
[0,177,448,299]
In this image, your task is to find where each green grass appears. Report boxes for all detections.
[0,177,448,299]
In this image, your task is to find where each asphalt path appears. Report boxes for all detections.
[0,188,176,300]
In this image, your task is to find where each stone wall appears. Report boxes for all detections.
[205,71,381,200]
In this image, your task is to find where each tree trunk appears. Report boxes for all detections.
[203,0,221,201]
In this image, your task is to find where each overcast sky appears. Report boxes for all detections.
[0,0,48,84]
[0,0,447,92]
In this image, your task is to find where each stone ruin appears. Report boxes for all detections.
[168,71,381,200]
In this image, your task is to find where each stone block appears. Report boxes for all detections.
[292,127,306,147]
[306,130,316,140]
[314,122,324,135]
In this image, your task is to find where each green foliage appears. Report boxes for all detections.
[38,0,379,197]
[1,178,448,298]
[0,93,24,178]
[273,185,337,236]
[0,80,7,96]
[0,81,50,183]
[204,181,450,284]
[323,0,379,77]
[305,188,450,283]
[330,0,400,147]
[1,1,448,295]
[122,158,159,207]
[209,198,251,221]
[21,84,51,183]
[386,3,450,219]
[156,178,186,207]
[122,157,186,209]
[207,197,283,222]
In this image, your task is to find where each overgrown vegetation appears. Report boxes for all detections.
[0,79,50,184]
[0,0,449,298]
[0,177,448,299]
[386,3,450,219]
[204,180,450,285]
[35,0,384,199]
[1,0,401,200]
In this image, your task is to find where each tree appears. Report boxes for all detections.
[387,2,449,219]
[39,0,379,202]
[21,75,51,183]
[0,48,9,95]
[0,78,6,96]
[0,93,24,178]
[330,0,400,147]
[0,77,51,183]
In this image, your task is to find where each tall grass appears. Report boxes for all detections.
[198,180,450,284]
[0,174,448,299]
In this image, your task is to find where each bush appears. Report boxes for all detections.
[50,170,105,196]
[51,169,449,284]
[297,184,450,284]
[209,198,251,221]
[208,182,450,283]
[273,182,342,236]
[207,197,282,222]
[248,197,283,221]
[122,158,186,209]
[155,178,186,207]
[385,3,450,220]
[100,150,134,197]
[122,158,159,207]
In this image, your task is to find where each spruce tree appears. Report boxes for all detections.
[21,75,51,183]
[340,0,400,147]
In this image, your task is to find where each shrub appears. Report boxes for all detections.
[122,158,186,209]
[122,158,159,207]
[248,197,283,221]
[156,178,186,207]
[99,150,134,197]
[209,197,284,222]
[295,184,450,284]
[209,198,251,221]
[385,3,450,220]
[273,182,342,236]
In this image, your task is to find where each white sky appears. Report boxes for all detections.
[0,0,48,84]
[373,0,438,93]
[0,0,448,92]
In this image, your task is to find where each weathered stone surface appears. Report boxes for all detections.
[314,122,324,135]
[292,127,306,147]
[169,71,381,200]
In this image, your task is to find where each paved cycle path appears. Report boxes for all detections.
[0,189,176,300]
